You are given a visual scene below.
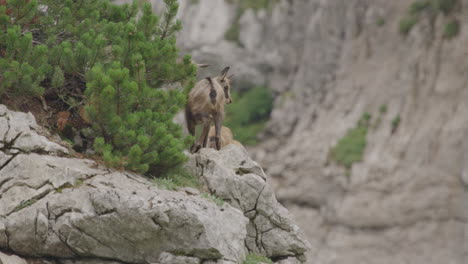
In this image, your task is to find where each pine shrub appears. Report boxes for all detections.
[0,0,197,174]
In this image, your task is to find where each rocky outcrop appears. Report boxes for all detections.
[0,104,309,263]
[145,0,468,263]
[188,146,309,262]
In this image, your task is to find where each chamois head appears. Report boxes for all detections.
[218,67,233,104]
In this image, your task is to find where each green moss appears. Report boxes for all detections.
[201,193,225,206]
[399,16,418,35]
[55,178,85,193]
[243,254,273,264]
[444,19,460,38]
[13,198,38,212]
[330,113,370,170]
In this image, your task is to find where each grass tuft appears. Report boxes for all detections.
[399,16,418,35]
[330,113,370,170]
[243,254,273,264]
[201,193,225,206]
[444,19,460,39]
[153,167,201,191]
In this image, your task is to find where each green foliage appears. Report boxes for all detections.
[225,22,241,45]
[224,0,277,44]
[153,177,178,190]
[13,197,39,212]
[330,113,370,170]
[376,17,386,27]
[0,0,49,96]
[392,115,401,133]
[399,16,418,35]
[433,0,457,14]
[201,193,224,206]
[225,86,274,145]
[153,167,201,191]
[55,178,85,193]
[243,254,273,264]
[400,0,459,36]
[1,0,197,174]
[410,1,431,15]
[226,0,276,11]
[444,19,459,38]
[379,104,387,114]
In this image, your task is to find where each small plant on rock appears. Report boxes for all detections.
[330,113,371,170]
[444,19,460,38]
[399,16,418,35]
[391,115,401,134]
[243,254,273,264]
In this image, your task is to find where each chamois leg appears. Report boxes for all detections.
[185,106,196,136]
[201,122,211,148]
[214,114,223,150]
[190,121,210,153]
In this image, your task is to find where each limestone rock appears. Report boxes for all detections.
[159,252,201,264]
[0,251,28,264]
[188,145,310,261]
[0,105,68,155]
[0,105,248,264]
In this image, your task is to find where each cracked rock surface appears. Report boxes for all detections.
[0,105,250,263]
[187,146,310,262]
[0,105,309,263]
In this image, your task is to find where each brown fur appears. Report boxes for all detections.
[186,67,232,152]
[207,126,239,149]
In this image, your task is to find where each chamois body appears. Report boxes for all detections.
[186,67,232,152]
[207,126,242,149]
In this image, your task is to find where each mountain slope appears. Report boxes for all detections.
[168,0,468,263]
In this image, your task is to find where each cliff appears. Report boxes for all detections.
[0,104,309,264]
[163,0,468,263]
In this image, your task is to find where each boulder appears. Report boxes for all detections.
[0,105,248,263]
[188,146,310,261]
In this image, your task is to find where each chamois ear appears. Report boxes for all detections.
[220,67,230,79]
[228,74,234,80]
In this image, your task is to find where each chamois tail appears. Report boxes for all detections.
[206,77,217,105]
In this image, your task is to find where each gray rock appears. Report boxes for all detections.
[275,257,302,264]
[163,0,468,263]
[0,105,68,155]
[159,252,201,264]
[188,145,310,261]
[0,251,28,264]
[0,105,249,264]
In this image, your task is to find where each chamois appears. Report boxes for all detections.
[207,126,242,149]
[185,67,233,153]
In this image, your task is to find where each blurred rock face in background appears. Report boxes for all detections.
[118,0,468,263]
